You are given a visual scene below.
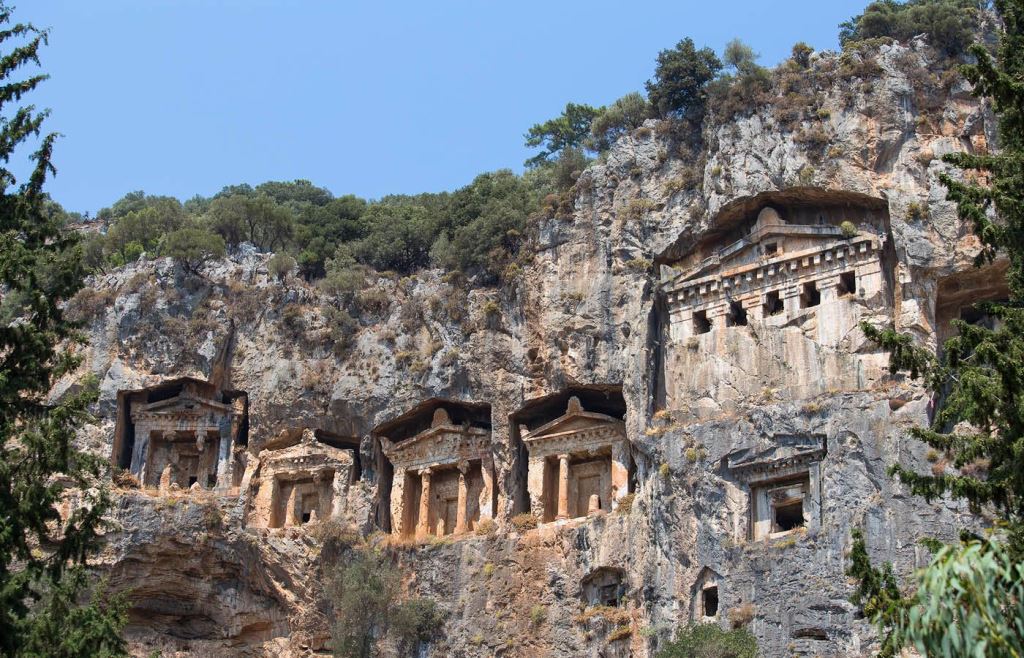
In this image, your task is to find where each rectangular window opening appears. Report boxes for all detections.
[764,242,778,256]
[207,473,217,488]
[773,500,805,532]
[187,476,198,488]
[693,310,711,334]
[763,291,784,317]
[838,271,857,297]
[702,586,719,617]
[726,300,747,327]
[800,281,821,308]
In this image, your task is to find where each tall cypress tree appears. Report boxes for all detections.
[0,3,126,655]
[849,1,1024,655]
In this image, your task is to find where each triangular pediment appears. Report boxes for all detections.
[523,397,625,443]
[139,394,232,416]
[263,438,352,466]
[385,423,488,456]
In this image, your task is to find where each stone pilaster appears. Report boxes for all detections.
[455,462,468,534]
[390,467,406,536]
[610,441,629,509]
[478,455,494,521]
[416,468,432,539]
[284,483,299,527]
[556,454,570,520]
[527,455,546,521]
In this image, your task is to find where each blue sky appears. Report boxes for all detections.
[24,1,869,214]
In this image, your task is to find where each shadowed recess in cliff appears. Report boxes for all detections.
[656,188,889,266]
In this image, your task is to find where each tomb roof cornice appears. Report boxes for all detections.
[664,234,879,294]
[726,433,827,482]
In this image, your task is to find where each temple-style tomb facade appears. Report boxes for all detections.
[382,407,495,538]
[112,378,248,493]
[522,397,630,522]
[662,206,885,344]
[247,428,356,529]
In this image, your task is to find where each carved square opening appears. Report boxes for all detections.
[752,473,811,540]
[693,310,711,334]
[726,300,747,327]
[702,585,719,618]
[764,242,779,257]
[838,270,857,297]
[763,290,784,317]
[800,281,820,308]
[773,499,804,532]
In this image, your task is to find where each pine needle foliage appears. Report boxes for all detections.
[0,2,127,654]
[849,1,1024,655]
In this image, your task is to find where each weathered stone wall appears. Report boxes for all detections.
[65,36,999,657]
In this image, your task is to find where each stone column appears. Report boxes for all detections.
[416,468,432,539]
[783,286,801,318]
[284,482,299,527]
[610,441,630,510]
[556,454,570,520]
[455,462,468,534]
[330,466,348,520]
[526,454,546,521]
[668,306,689,342]
[706,304,728,332]
[815,278,842,346]
[741,296,761,321]
[215,421,233,493]
[478,455,494,521]
[806,463,822,533]
[390,467,406,536]
[130,423,152,482]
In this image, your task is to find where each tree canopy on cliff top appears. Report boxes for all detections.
[0,2,127,654]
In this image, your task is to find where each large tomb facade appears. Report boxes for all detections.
[247,428,356,529]
[520,396,630,523]
[379,402,494,539]
[112,378,248,493]
[658,192,894,407]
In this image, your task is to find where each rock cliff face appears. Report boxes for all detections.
[67,38,999,657]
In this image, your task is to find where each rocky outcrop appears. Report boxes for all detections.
[67,37,999,657]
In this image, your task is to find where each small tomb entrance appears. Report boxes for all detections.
[726,434,825,541]
[247,428,355,529]
[582,567,626,607]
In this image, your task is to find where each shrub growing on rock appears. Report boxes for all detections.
[656,624,758,658]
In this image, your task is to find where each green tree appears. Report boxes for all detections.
[293,194,367,279]
[267,252,296,281]
[524,102,601,168]
[656,624,759,658]
[206,193,294,252]
[791,42,814,68]
[255,179,333,211]
[590,92,651,152]
[161,227,226,275]
[351,202,437,273]
[437,169,535,281]
[327,549,443,658]
[849,1,1024,654]
[722,39,760,75]
[645,38,723,120]
[838,0,986,57]
[0,3,127,653]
